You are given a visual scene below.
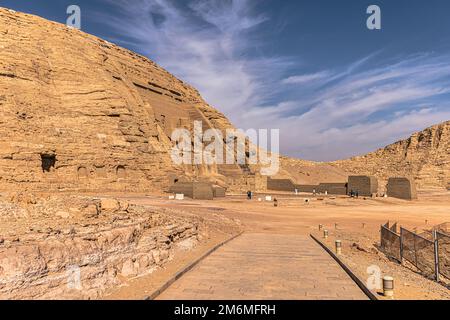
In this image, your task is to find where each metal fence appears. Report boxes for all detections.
[400,228,436,278]
[380,222,446,281]
[380,222,401,262]
[437,231,450,279]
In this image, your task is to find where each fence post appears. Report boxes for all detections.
[400,228,404,264]
[413,231,418,267]
[433,230,440,282]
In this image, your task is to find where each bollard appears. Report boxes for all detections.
[323,229,329,239]
[362,223,366,229]
[383,276,394,298]
[319,224,323,231]
[335,240,342,255]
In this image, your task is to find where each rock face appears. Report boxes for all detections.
[0,8,256,193]
[330,121,450,190]
[0,194,211,299]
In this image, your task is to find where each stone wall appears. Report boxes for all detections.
[294,183,347,195]
[267,178,296,192]
[168,182,194,198]
[295,185,318,193]
[347,176,378,196]
[213,186,226,198]
[169,181,218,200]
[192,183,214,200]
[317,183,348,195]
[387,177,418,200]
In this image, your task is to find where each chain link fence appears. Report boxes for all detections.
[400,228,436,278]
[380,222,401,262]
[436,231,450,279]
[380,222,450,282]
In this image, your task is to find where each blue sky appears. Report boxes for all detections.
[3,0,450,161]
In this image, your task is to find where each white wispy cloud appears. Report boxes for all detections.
[98,0,450,161]
[236,53,450,160]
[282,71,331,85]
[98,0,290,116]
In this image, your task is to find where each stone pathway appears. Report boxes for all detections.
[157,233,368,300]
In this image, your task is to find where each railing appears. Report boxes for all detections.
[400,227,436,279]
[380,223,401,262]
[380,222,449,282]
[436,231,450,280]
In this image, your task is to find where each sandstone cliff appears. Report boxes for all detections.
[330,121,450,190]
[0,8,254,193]
[277,122,449,191]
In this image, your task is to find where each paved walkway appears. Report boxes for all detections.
[157,233,368,300]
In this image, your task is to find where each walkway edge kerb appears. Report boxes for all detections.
[310,234,379,301]
[145,231,244,300]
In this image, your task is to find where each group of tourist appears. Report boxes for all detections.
[349,190,359,198]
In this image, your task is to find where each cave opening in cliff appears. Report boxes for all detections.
[41,154,56,172]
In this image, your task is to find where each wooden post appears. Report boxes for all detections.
[414,232,418,267]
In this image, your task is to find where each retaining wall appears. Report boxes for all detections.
[387,177,417,200]
[267,178,296,192]
[347,176,378,196]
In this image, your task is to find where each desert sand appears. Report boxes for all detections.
[101,190,450,300]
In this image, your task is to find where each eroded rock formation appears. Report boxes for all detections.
[331,121,450,190]
[0,193,239,299]
[0,8,258,193]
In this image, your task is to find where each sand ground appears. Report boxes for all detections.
[104,190,450,300]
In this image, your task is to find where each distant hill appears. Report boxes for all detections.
[330,121,450,190]
[280,121,449,191]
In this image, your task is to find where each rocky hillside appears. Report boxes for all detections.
[0,7,248,193]
[277,157,348,184]
[330,121,450,190]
